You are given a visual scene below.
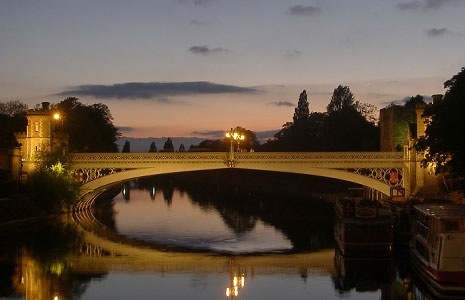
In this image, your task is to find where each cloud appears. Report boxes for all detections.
[57,81,257,99]
[426,27,449,36]
[178,0,215,6]
[288,5,322,17]
[189,45,228,55]
[268,101,295,107]
[190,19,207,26]
[397,0,464,11]
[191,130,224,138]
[191,129,280,143]
[381,95,433,106]
[286,49,303,58]
[118,126,134,132]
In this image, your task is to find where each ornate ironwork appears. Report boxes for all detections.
[343,168,404,187]
[75,168,126,184]
[71,152,406,187]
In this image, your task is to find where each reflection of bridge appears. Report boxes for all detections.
[69,206,336,276]
[72,152,406,198]
[72,220,336,276]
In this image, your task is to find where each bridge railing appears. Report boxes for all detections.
[71,151,404,162]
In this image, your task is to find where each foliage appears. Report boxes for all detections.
[404,94,425,108]
[0,112,27,148]
[293,90,310,124]
[0,169,18,197]
[262,87,379,151]
[27,151,79,212]
[179,144,185,152]
[55,97,120,152]
[122,140,130,153]
[149,141,157,152]
[327,85,355,114]
[0,100,28,116]
[224,126,261,151]
[189,139,227,152]
[162,137,174,152]
[415,67,465,188]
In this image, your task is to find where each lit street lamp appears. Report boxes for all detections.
[225,128,245,162]
[53,112,64,133]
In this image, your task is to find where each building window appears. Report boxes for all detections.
[34,122,39,132]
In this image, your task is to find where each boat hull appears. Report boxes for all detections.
[410,248,465,293]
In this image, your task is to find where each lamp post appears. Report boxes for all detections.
[225,128,245,163]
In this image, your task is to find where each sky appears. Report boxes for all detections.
[1,0,464,139]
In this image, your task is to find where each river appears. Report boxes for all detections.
[0,172,446,299]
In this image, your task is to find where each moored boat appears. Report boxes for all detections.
[410,204,465,293]
[334,197,393,257]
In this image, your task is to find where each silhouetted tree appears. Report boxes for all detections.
[122,140,130,153]
[415,67,465,188]
[179,144,185,152]
[0,100,28,116]
[149,142,157,152]
[324,85,378,150]
[189,139,226,152]
[327,85,355,114]
[293,90,310,124]
[56,97,120,152]
[162,138,174,152]
[223,126,260,151]
[262,87,379,151]
[404,94,426,107]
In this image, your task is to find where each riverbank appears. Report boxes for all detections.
[0,196,56,230]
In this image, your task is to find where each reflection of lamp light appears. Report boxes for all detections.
[225,259,246,299]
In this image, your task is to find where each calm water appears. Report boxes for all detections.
[0,176,446,299]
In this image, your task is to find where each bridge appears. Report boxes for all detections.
[71,151,407,202]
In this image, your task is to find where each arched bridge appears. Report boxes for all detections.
[71,152,406,198]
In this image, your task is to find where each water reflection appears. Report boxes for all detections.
[1,221,106,300]
[3,173,463,299]
[96,177,334,254]
[1,216,458,299]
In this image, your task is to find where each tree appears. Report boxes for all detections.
[0,100,28,116]
[324,85,378,151]
[293,90,310,124]
[162,138,174,152]
[149,142,157,152]
[415,67,465,188]
[262,86,379,151]
[179,144,185,152]
[327,85,355,114]
[224,126,260,152]
[404,94,426,108]
[27,151,79,212]
[189,139,226,152]
[56,97,120,152]
[122,140,130,153]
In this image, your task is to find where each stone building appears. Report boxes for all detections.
[14,102,69,178]
[379,95,446,198]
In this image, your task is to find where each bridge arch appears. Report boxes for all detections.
[72,152,405,199]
